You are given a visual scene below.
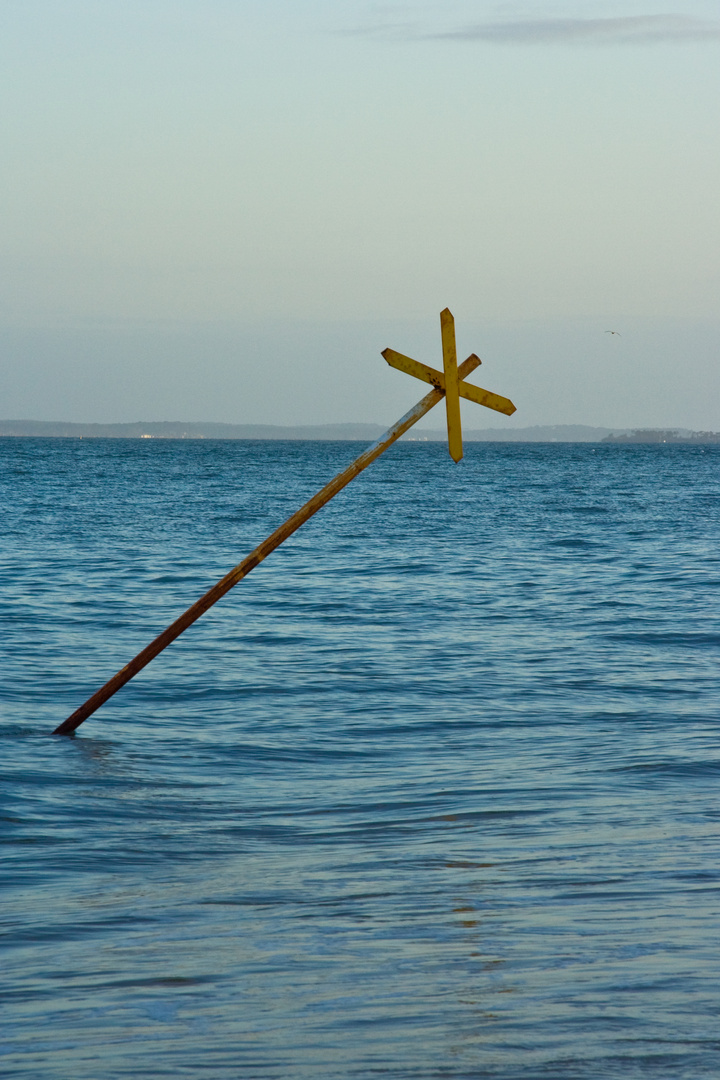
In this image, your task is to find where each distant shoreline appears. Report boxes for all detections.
[1,420,719,443]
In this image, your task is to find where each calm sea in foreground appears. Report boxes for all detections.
[1,437,719,1079]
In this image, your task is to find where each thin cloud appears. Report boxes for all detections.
[351,15,720,45]
[437,15,720,44]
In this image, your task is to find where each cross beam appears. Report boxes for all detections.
[383,308,515,461]
[52,311,515,734]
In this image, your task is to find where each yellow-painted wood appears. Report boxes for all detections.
[455,377,516,416]
[440,308,463,462]
[52,310,516,735]
[382,349,516,416]
[53,353,484,735]
[382,348,466,392]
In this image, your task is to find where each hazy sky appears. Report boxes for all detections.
[1,0,719,428]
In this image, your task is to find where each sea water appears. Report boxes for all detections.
[1,437,719,1079]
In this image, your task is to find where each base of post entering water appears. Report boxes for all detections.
[53,354,485,735]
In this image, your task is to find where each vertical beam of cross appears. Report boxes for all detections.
[440,308,462,462]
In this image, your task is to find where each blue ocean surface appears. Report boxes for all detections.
[1,437,719,1079]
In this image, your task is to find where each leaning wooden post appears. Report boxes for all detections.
[53,312,515,735]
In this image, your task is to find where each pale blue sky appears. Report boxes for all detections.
[1,1,719,428]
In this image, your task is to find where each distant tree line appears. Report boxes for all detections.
[602,429,720,444]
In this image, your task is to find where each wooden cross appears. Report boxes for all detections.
[53,310,515,734]
[383,308,515,461]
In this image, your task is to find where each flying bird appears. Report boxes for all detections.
[604,330,621,336]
